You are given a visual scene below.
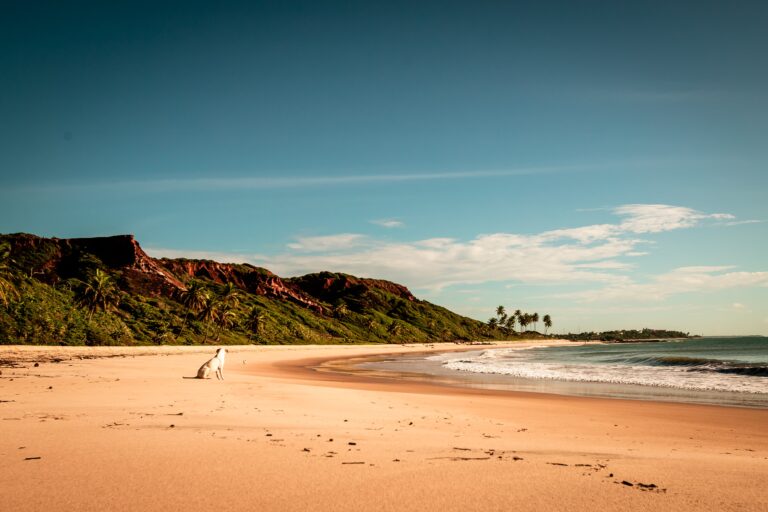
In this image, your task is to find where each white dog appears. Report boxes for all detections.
[195,348,227,380]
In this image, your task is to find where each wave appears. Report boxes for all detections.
[600,355,768,377]
[440,348,768,394]
[716,366,768,377]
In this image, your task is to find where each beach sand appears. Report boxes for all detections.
[1,342,766,511]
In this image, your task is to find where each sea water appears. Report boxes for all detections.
[362,337,768,407]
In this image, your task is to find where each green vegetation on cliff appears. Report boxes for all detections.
[0,233,489,346]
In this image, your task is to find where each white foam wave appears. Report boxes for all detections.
[441,350,768,395]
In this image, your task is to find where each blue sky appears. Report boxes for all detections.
[1,1,767,334]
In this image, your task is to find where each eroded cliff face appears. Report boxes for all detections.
[4,233,184,295]
[286,272,416,303]
[68,235,186,295]
[159,259,324,313]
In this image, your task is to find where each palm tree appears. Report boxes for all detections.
[177,280,208,340]
[518,313,529,333]
[513,309,522,331]
[531,313,540,332]
[0,241,18,307]
[245,307,268,341]
[487,317,498,329]
[199,296,220,344]
[493,306,506,332]
[214,304,237,341]
[79,269,120,320]
[543,314,552,335]
[505,315,516,334]
[218,282,241,309]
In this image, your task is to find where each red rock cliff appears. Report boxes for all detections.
[286,272,416,303]
[66,235,185,295]
[159,258,324,313]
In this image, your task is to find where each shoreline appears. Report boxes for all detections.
[3,338,764,408]
[2,342,767,511]
[0,339,555,364]
[318,345,768,410]
[263,344,768,411]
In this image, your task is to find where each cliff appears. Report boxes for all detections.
[0,233,486,345]
[159,258,324,313]
[3,233,184,295]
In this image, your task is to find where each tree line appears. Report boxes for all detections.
[487,306,552,335]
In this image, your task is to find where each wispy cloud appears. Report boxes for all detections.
[370,219,404,228]
[29,165,590,193]
[287,234,369,252]
[719,219,764,227]
[537,205,733,243]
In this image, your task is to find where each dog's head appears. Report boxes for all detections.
[215,348,227,358]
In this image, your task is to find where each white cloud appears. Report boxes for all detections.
[253,204,727,290]
[575,261,634,270]
[148,204,766,302]
[286,234,369,252]
[539,224,618,244]
[370,219,404,228]
[534,204,732,243]
[562,267,768,303]
[614,204,733,234]
[675,265,736,274]
[732,303,746,310]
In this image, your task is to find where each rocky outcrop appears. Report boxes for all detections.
[3,233,185,295]
[66,235,185,295]
[286,272,416,303]
[2,233,62,278]
[159,259,324,313]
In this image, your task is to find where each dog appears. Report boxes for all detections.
[194,348,227,380]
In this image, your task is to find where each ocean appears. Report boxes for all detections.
[361,337,768,408]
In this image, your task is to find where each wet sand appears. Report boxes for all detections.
[1,342,767,511]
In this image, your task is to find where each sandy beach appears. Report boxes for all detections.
[1,342,767,511]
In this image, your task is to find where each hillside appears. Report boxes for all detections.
[0,233,489,345]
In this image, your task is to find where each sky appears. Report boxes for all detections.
[1,0,767,335]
